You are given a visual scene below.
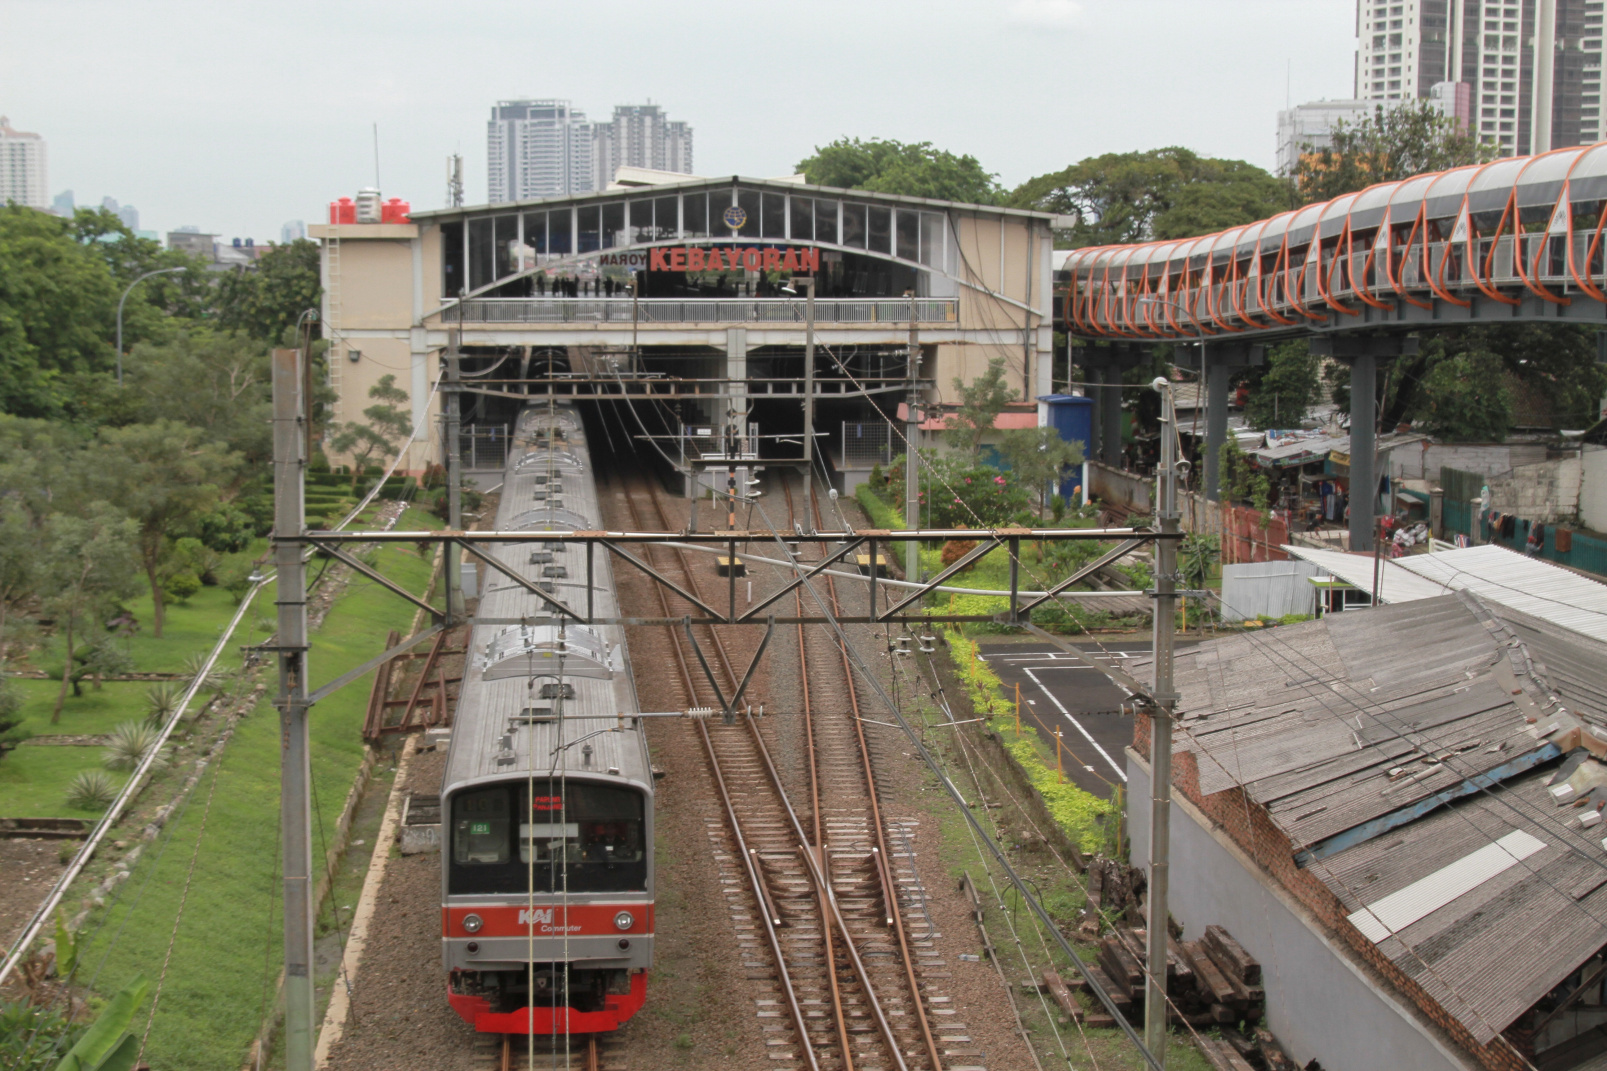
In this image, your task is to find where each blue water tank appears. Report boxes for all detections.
[1037,394,1094,501]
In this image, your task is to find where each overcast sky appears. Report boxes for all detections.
[3,0,1356,241]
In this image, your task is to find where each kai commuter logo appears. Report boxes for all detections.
[519,907,554,926]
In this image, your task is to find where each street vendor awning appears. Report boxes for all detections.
[1249,432,1350,468]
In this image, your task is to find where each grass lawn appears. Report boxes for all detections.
[75,521,439,1070]
[0,745,130,820]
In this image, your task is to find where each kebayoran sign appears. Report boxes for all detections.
[649,246,822,272]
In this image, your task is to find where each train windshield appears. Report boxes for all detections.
[448,780,646,895]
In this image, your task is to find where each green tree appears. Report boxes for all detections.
[0,502,37,665]
[1007,148,1290,247]
[797,138,1002,204]
[1295,99,1492,204]
[1244,340,1321,430]
[997,427,1083,519]
[1415,349,1513,441]
[329,374,411,491]
[91,421,240,638]
[121,330,273,461]
[41,506,140,721]
[216,239,321,342]
[944,356,1016,455]
[0,674,25,760]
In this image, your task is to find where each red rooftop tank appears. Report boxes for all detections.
[328,197,356,224]
[381,198,411,224]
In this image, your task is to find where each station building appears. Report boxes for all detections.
[312,174,1059,486]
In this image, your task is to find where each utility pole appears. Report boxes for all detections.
[444,301,464,620]
[906,290,921,583]
[271,349,315,1071]
[1146,377,1181,1066]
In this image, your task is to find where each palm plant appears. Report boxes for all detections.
[145,682,183,726]
[103,721,168,773]
[67,769,117,811]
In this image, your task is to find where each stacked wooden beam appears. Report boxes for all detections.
[1056,923,1267,1029]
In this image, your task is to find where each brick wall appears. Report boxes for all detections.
[1135,711,1528,1071]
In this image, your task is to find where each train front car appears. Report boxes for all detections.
[441,403,654,1035]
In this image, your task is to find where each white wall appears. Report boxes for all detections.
[1580,447,1607,533]
[1485,454,1583,524]
[1128,756,1476,1071]
[1389,442,1551,481]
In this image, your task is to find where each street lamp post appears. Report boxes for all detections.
[116,266,186,386]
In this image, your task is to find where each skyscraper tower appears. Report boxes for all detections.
[592,103,694,188]
[1355,0,1602,156]
[0,116,48,210]
[487,100,595,203]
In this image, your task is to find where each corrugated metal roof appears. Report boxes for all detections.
[1153,590,1607,1043]
[1394,544,1607,645]
[1347,830,1546,942]
[1280,545,1451,603]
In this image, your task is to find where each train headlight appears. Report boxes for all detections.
[614,911,634,931]
[462,913,483,934]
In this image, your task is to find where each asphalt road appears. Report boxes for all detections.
[975,640,1193,800]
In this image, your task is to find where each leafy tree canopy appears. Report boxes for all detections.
[797,138,1003,205]
[1244,340,1322,431]
[119,331,274,461]
[1415,349,1513,441]
[1007,148,1290,247]
[1294,99,1493,204]
[944,356,1017,454]
[216,238,321,343]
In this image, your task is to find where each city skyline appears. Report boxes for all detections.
[4,0,1357,240]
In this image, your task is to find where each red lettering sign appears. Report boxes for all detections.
[669,248,687,270]
[649,248,669,271]
[761,248,782,272]
[641,246,827,273]
[688,247,706,271]
[799,248,820,272]
[783,249,800,272]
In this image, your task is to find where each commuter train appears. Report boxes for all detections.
[440,402,654,1035]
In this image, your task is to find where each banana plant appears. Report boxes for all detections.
[53,974,147,1071]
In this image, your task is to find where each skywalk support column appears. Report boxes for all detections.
[271,349,314,1071]
[1311,335,1417,553]
[1176,342,1260,503]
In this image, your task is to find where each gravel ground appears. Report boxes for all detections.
[0,839,67,952]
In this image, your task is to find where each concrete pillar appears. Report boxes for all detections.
[1086,363,1105,464]
[1101,365,1123,467]
[1349,352,1377,552]
[1204,357,1231,503]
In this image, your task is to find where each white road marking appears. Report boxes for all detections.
[1022,667,1127,783]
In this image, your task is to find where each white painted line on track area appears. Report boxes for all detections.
[1021,667,1127,783]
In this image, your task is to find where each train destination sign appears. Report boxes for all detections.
[648,245,822,273]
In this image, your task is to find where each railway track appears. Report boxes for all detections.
[490,1032,604,1071]
[608,465,955,1071]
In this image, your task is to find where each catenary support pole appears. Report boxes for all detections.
[1348,351,1377,553]
[906,290,921,583]
[271,348,315,1071]
[801,276,817,533]
[445,313,464,620]
[1145,378,1181,1066]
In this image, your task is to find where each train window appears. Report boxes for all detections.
[448,782,647,894]
[452,788,511,865]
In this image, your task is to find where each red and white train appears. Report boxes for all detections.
[441,403,653,1035]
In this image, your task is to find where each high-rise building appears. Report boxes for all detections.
[0,115,48,210]
[281,219,306,243]
[1276,99,1382,175]
[487,100,595,203]
[1355,0,1604,157]
[592,104,694,189]
[51,189,73,216]
[102,196,139,232]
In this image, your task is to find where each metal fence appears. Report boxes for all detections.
[457,297,957,325]
[460,425,511,470]
[841,420,895,467]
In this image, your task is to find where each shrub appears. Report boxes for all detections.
[145,682,184,726]
[67,770,117,811]
[103,721,168,773]
[940,538,979,568]
[163,572,202,604]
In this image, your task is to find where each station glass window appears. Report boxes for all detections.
[494,215,518,280]
[682,192,709,238]
[761,192,786,239]
[654,196,679,240]
[868,206,892,255]
[895,210,919,261]
[577,205,601,253]
[842,203,867,248]
[442,221,464,298]
[523,212,548,256]
[469,217,494,291]
[815,200,839,245]
[735,188,761,236]
[919,212,943,267]
[601,202,626,249]
[790,197,813,241]
[629,199,654,244]
[549,209,573,256]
